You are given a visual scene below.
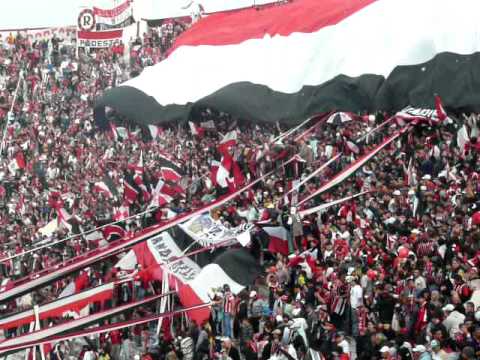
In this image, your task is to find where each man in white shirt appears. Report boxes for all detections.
[82,346,97,360]
[335,332,350,356]
[442,304,465,338]
[414,269,427,292]
[348,276,363,337]
[350,277,363,309]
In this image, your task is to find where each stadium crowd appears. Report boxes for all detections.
[1,21,480,360]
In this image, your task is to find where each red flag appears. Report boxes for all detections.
[232,161,245,189]
[102,224,126,241]
[15,151,26,169]
[109,122,118,141]
[123,181,139,204]
[160,168,182,182]
[435,94,448,122]
[262,226,290,256]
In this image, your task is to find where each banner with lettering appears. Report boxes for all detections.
[77,29,123,49]
[395,105,440,125]
[115,232,201,284]
[179,214,252,247]
[147,232,200,283]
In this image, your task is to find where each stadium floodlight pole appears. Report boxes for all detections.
[0,70,23,156]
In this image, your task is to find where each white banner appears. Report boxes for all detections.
[179,214,252,247]
[94,0,134,28]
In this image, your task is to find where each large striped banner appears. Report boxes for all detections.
[298,191,371,218]
[0,292,173,354]
[0,303,210,355]
[0,282,115,330]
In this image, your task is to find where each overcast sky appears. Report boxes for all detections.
[0,0,113,30]
[0,0,274,30]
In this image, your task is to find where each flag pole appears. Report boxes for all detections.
[156,270,169,335]
[0,70,23,156]
[34,305,46,360]
[25,320,35,360]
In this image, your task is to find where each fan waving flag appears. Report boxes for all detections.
[96,0,480,127]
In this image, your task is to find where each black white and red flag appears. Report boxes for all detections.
[158,156,185,182]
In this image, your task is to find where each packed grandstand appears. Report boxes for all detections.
[1,0,480,360]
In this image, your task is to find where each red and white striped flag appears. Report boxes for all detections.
[94,181,114,198]
[210,160,231,188]
[148,125,163,139]
[150,179,174,207]
[113,205,130,221]
[0,282,114,330]
[57,207,72,231]
[189,122,205,137]
[110,122,128,141]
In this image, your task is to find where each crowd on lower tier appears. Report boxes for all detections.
[1,28,480,360]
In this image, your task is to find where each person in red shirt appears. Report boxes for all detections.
[108,329,122,360]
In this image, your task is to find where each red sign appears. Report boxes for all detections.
[77,30,123,48]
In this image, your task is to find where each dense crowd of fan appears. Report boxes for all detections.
[1,21,480,360]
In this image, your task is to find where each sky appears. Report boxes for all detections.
[0,0,275,30]
[0,0,113,30]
